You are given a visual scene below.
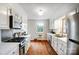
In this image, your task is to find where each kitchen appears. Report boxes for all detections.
[0,3,79,55]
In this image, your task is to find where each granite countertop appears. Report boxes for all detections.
[47,33,55,36]
[0,43,19,55]
[58,37,67,43]
[47,33,67,43]
[2,34,30,42]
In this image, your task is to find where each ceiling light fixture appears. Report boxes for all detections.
[38,9,44,16]
[36,8,46,16]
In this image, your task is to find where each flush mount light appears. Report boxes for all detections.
[38,9,44,16]
[36,8,46,16]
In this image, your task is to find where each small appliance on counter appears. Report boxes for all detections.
[48,29,56,34]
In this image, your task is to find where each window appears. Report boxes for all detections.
[36,23,44,33]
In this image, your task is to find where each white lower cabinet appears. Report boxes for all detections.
[8,47,19,55]
[53,37,58,52]
[62,42,67,54]
[54,38,67,55]
[57,40,64,55]
[47,33,67,55]
[0,43,19,55]
[50,35,67,55]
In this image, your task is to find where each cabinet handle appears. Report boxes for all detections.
[12,52,15,54]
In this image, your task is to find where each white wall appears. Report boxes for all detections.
[28,19,49,40]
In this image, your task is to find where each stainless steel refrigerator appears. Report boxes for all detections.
[67,12,79,55]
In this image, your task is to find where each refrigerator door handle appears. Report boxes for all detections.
[69,39,79,45]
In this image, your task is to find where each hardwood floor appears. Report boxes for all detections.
[27,40,57,55]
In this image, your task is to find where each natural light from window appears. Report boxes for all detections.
[36,22,44,33]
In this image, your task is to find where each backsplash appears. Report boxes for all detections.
[1,29,25,41]
[1,29,13,38]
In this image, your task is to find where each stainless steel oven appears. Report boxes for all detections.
[19,39,25,55]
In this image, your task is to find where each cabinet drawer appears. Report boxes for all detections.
[53,38,58,52]
[57,40,62,54]
[62,42,67,54]
[58,39,67,55]
[8,47,19,55]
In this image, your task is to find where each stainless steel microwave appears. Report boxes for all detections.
[9,15,22,29]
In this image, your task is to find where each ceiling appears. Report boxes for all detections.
[20,3,79,20]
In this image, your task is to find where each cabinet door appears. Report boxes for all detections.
[0,7,9,29]
[57,40,64,55]
[57,39,67,55]
[8,47,19,55]
[51,36,54,47]
[62,42,67,55]
[53,37,58,52]
[51,35,55,47]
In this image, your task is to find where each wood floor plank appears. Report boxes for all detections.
[27,40,57,55]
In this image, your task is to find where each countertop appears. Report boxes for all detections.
[47,33,67,43]
[57,37,67,43]
[2,34,30,42]
[47,33,55,36]
[0,43,19,55]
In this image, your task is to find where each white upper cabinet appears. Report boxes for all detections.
[54,16,67,36]
[0,5,9,29]
[0,4,27,30]
[49,19,54,29]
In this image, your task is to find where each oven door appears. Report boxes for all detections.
[19,44,25,55]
